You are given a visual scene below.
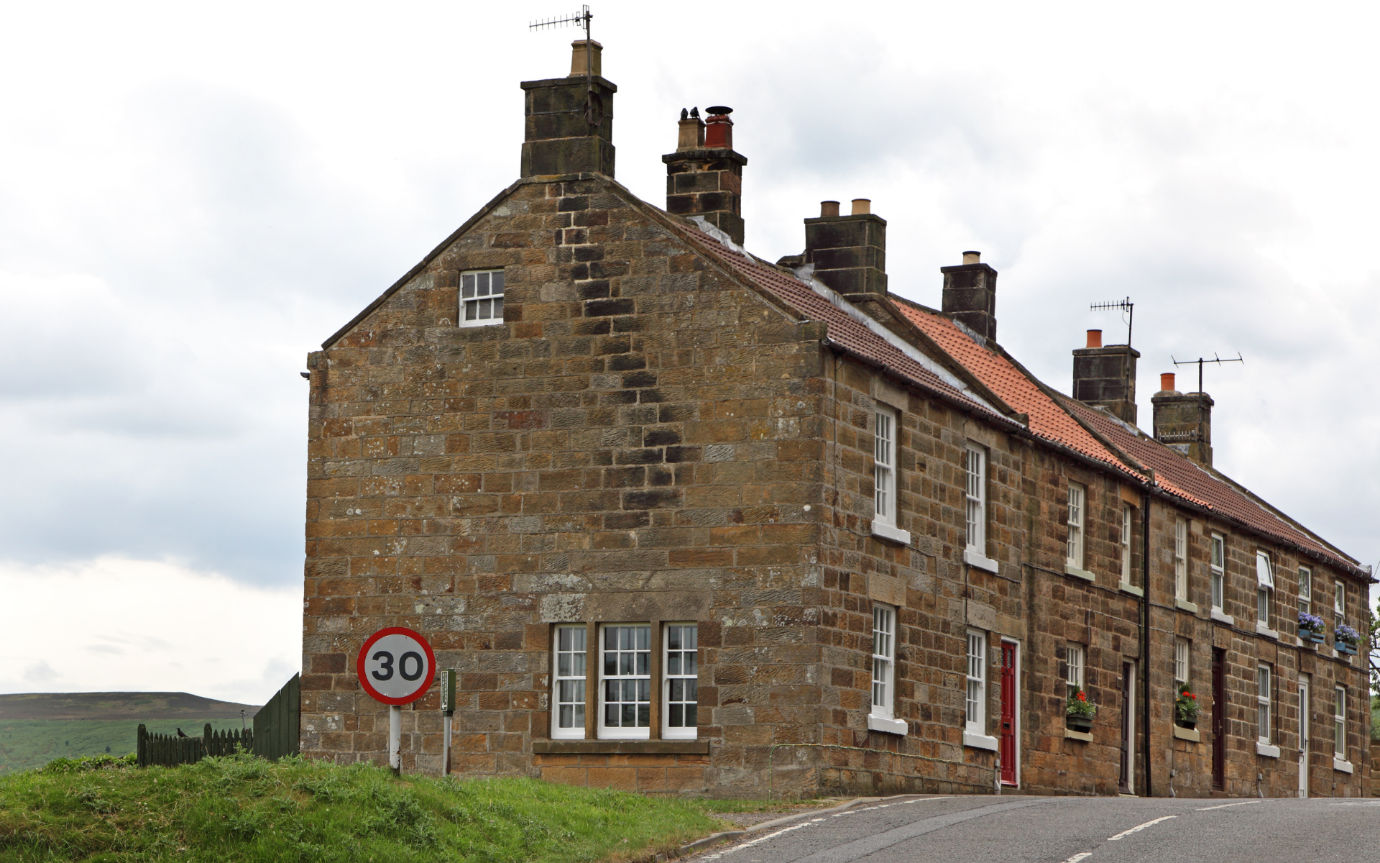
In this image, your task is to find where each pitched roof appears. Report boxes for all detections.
[892,298,1364,578]
[1064,396,1363,576]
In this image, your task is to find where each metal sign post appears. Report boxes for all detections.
[440,669,456,777]
[357,626,437,776]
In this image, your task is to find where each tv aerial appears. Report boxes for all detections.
[530,6,603,128]
[1090,297,1134,347]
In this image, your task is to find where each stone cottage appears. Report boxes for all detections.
[299,42,1373,798]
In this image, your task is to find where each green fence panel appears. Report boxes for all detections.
[253,673,300,761]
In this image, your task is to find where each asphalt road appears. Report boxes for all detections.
[689,795,1380,863]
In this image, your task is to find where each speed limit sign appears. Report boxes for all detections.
[357,627,436,706]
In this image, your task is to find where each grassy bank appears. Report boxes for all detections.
[0,753,726,862]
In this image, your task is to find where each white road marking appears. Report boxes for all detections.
[832,797,954,817]
[1107,815,1177,840]
[699,819,823,860]
[1061,853,1093,863]
[1197,801,1258,811]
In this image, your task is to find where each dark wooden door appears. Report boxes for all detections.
[1119,661,1133,793]
[1000,642,1017,785]
[1212,648,1226,789]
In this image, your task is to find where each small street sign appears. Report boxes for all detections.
[357,627,437,706]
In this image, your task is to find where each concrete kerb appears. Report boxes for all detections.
[678,794,929,856]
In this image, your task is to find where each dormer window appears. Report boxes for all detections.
[460,269,505,326]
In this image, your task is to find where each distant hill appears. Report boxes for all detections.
[0,693,263,773]
[0,692,259,722]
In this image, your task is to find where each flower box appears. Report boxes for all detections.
[1174,717,1197,731]
[1336,641,1357,656]
[1067,714,1093,733]
[1304,630,1326,644]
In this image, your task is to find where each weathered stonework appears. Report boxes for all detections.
[299,53,1371,800]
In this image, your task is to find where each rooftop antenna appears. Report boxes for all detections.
[1090,297,1134,347]
[1171,352,1244,395]
[1170,352,1243,461]
[530,5,601,128]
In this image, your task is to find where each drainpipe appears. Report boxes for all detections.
[1141,492,1152,797]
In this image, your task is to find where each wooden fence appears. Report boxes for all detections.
[137,723,254,767]
[253,673,300,761]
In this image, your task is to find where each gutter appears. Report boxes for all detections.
[1141,491,1152,798]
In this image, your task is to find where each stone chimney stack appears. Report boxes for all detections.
[941,251,998,342]
[1152,372,1214,466]
[520,40,617,178]
[801,198,887,296]
[1072,328,1140,425]
[662,106,747,244]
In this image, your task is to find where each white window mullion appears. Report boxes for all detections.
[599,624,651,740]
[874,409,897,527]
[871,606,896,719]
[1210,533,1225,611]
[1066,484,1085,569]
[663,624,698,739]
[551,625,588,740]
[965,631,986,733]
[1174,518,1188,601]
[1334,687,1346,760]
[965,446,986,555]
[1257,664,1272,745]
[459,269,506,327]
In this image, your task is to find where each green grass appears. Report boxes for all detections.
[0,720,247,776]
[0,753,727,862]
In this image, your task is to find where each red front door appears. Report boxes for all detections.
[1000,641,1017,785]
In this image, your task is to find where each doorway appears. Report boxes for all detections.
[1212,648,1226,790]
[999,640,1018,786]
[1119,661,1136,794]
[1298,675,1310,798]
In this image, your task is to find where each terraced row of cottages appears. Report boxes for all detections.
[298,41,1373,798]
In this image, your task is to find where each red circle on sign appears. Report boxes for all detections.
[356,627,437,706]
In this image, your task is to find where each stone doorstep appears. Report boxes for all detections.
[532,739,711,755]
[679,793,931,855]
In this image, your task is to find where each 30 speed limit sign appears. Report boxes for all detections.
[357,627,436,706]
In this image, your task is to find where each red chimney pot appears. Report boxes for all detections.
[1160,372,1176,392]
[1086,329,1102,348]
[704,107,733,148]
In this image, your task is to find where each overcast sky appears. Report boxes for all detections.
[2,1,1377,705]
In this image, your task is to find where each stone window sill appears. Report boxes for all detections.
[1210,608,1234,625]
[868,714,908,736]
[1172,726,1200,742]
[963,731,999,751]
[871,520,911,546]
[1117,581,1143,597]
[1175,598,1199,614]
[1064,729,1093,742]
[1063,564,1095,583]
[533,740,710,755]
[1256,742,1280,758]
[964,548,999,573]
[1256,623,1279,640]
[1334,758,1354,774]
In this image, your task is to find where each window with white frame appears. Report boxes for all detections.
[1065,643,1085,700]
[1066,483,1085,569]
[1210,533,1225,612]
[1256,551,1274,628]
[552,625,587,739]
[1174,638,1190,687]
[872,605,897,719]
[599,624,651,739]
[964,446,986,556]
[1299,566,1312,617]
[460,269,505,326]
[874,408,898,527]
[1120,505,1134,585]
[1334,686,1346,760]
[1335,579,1345,617]
[1174,518,1188,601]
[664,624,698,739]
[1257,664,1272,745]
[965,630,986,734]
